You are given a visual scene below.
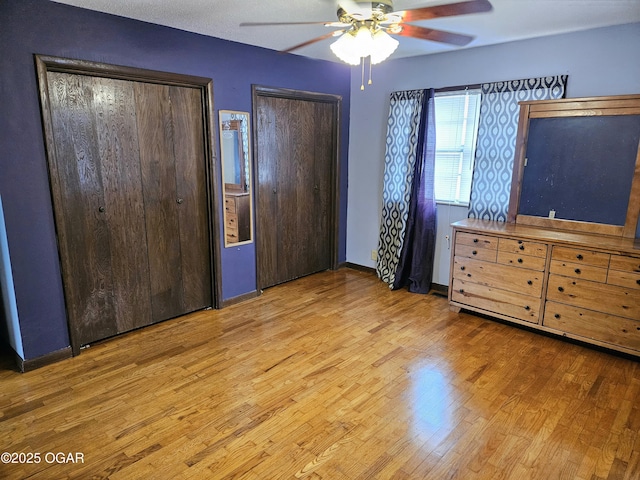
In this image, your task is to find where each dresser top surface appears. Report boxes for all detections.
[452,219,640,256]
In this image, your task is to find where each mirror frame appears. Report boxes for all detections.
[508,94,640,239]
[219,110,254,247]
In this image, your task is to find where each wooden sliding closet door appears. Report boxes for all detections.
[44,70,211,350]
[255,89,339,289]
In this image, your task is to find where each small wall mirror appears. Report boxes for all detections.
[219,110,253,246]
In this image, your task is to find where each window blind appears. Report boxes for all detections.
[434,90,481,204]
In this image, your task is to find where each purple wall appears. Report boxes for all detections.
[0,0,351,360]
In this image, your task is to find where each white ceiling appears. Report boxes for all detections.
[51,0,640,62]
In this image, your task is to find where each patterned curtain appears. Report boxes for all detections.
[376,90,427,288]
[468,75,568,221]
[392,90,437,293]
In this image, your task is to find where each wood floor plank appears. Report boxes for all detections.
[1,268,639,479]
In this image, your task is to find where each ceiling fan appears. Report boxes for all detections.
[240,0,493,65]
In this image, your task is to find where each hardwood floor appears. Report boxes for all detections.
[1,268,639,479]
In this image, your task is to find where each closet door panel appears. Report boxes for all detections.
[255,92,336,289]
[93,77,153,333]
[309,101,334,275]
[169,86,212,311]
[47,72,117,345]
[134,82,184,322]
[276,97,304,283]
[256,96,280,289]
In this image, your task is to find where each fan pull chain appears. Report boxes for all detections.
[360,57,365,90]
[368,57,373,86]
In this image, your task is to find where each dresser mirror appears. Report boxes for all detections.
[508,95,640,239]
[219,110,253,246]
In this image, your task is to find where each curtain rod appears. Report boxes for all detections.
[435,83,482,93]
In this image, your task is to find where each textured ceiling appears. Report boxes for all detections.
[51,0,640,62]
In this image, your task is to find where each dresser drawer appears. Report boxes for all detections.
[224,197,237,214]
[497,251,546,271]
[544,301,640,351]
[547,274,640,321]
[607,270,640,290]
[455,232,498,250]
[452,279,540,323]
[549,260,608,282]
[453,256,543,297]
[552,246,610,267]
[499,238,547,258]
[455,243,497,262]
[609,255,640,273]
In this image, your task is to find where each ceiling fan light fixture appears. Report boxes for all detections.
[370,29,399,64]
[353,25,375,54]
[329,31,361,65]
[331,24,398,66]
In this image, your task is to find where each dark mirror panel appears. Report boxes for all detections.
[519,115,640,225]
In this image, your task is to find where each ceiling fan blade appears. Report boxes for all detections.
[399,0,492,23]
[391,24,474,46]
[240,21,341,27]
[281,30,347,53]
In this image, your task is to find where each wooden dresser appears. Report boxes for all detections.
[224,193,251,244]
[449,219,640,356]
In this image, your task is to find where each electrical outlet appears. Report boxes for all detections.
[371,250,378,261]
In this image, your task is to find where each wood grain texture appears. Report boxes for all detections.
[47,72,118,347]
[169,85,212,313]
[1,268,639,479]
[134,82,184,322]
[93,76,152,334]
[254,89,338,290]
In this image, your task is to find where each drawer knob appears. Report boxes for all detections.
[554,313,560,319]
[472,250,477,255]
[459,289,464,294]
[473,238,478,243]
[558,286,564,292]
[576,254,583,260]
[574,268,581,274]
[519,245,525,250]
[460,266,466,271]
[527,280,533,285]
[524,305,531,311]
[517,258,523,263]
[637,279,640,285]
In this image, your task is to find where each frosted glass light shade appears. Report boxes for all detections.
[370,30,399,64]
[330,26,399,65]
[329,32,361,65]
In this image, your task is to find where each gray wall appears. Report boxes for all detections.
[345,23,640,285]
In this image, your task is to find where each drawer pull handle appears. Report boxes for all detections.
[473,238,479,243]
[460,266,466,271]
[558,286,564,292]
[524,305,531,311]
[459,289,464,294]
[519,245,525,250]
[517,258,523,263]
[576,254,583,260]
[554,313,560,319]
[472,250,477,255]
[637,279,640,285]
[574,268,581,274]
[527,280,533,285]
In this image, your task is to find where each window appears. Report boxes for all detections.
[434,89,481,205]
